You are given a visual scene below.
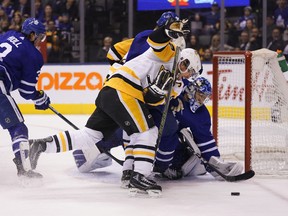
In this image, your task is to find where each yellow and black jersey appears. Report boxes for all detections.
[104,26,183,104]
[106,38,133,65]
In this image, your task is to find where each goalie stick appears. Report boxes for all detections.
[180,128,255,182]
[156,46,180,149]
[48,105,124,166]
[195,152,255,182]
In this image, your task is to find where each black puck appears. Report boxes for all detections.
[231,192,240,196]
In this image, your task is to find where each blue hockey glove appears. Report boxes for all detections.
[33,90,50,110]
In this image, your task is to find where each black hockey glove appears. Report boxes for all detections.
[182,19,191,36]
[33,90,51,110]
[164,18,189,39]
[144,69,173,104]
[170,98,184,112]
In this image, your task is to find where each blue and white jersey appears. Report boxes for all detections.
[175,94,220,161]
[126,30,152,62]
[0,30,44,100]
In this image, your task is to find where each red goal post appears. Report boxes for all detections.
[212,49,288,175]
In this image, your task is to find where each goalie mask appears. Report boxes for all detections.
[178,48,203,79]
[184,77,212,113]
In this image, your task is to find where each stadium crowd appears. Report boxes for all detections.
[0,0,287,63]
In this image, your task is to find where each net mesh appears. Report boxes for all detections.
[215,49,288,175]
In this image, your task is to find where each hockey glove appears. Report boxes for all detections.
[165,18,189,39]
[182,19,191,35]
[33,90,51,110]
[144,69,173,104]
[170,98,184,112]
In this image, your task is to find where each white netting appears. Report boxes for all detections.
[215,49,288,176]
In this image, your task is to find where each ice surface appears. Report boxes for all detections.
[1,115,287,216]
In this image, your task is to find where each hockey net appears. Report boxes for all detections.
[212,48,288,176]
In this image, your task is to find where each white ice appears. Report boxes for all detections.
[0,115,288,216]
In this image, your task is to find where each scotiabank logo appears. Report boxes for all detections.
[37,72,103,90]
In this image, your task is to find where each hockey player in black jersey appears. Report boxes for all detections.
[29,17,202,197]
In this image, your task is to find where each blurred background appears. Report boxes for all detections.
[1,0,287,64]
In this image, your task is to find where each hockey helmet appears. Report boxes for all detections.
[184,77,212,113]
[156,11,179,27]
[21,18,46,41]
[178,48,203,79]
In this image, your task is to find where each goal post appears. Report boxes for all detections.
[212,48,288,175]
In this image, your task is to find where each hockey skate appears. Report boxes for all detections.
[208,156,243,181]
[128,171,162,197]
[13,158,42,178]
[29,136,52,169]
[121,169,133,189]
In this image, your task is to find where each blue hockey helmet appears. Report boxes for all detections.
[156,11,180,27]
[21,18,46,40]
[184,77,212,113]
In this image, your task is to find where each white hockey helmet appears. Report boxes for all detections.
[178,48,203,79]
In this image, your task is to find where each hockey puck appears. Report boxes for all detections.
[231,192,240,196]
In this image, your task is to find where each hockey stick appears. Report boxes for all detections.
[48,105,78,130]
[48,105,124,166]
[195,152,255,182]
[156,46,180,149]
[180,128,255,182]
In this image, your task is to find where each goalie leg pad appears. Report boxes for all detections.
[181,155,206,176]
[180,128,201,155]
[208,156,243,181]
[73,146,112,173]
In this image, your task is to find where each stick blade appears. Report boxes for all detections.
[226,170,255,182]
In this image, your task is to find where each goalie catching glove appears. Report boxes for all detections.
[144,69,173,104]
[165,18,189,39]
[33,90,51,110]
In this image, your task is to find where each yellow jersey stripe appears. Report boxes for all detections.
[59,132,67,152]
[133,150,155,158]
[125,149,133,155]
[104,77,144,102]
[147,38,175,62]
[115,39,133,57]
[107,39,134,61]
[147,37,167,49]
[118,65,141,80]
[119,91,148,132]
